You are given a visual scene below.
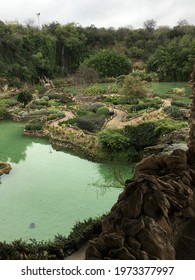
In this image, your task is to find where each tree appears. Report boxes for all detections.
[143,19,157,31]
[54,23,87,75]
[73,65,99,85]
[146,35,195,81]
[83,49,131,78]
[17,90,32,106]
[120,76,148,105]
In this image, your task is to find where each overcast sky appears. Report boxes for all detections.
[0,0,195,28]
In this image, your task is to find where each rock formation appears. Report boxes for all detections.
[0,162,12,176]
[85,67,195,260]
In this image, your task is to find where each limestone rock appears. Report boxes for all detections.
[0,162,12,176]
[85,67,195,260]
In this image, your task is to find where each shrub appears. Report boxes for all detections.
[96,106,110,116]
[120,76,148,105]
[105,95,119,105]
[47,114,58,120]
[155,119,187,136]
[130,70,157,82]
[25,120,42,130]
[98,129,129,151]
[34,84,45,94]
[84,85,106,95]
[77,114,106,132]
[56,111,65,118]
[75,109,89,117]
[59,117,77,126]
[17,90,32,106]
[163,106,184,119]
[88,102,105,113]
[124,122,158,149]
[171,101,189,108]
[22,112,29,118]
[7,99,18,107]
[46,92,63,100]
[133,97,162,111]
[33,98,48,106]
[31,109,48,115]
[0,104,9,119]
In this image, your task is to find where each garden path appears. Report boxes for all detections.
[105,98,171,129]
[50,110,75,127]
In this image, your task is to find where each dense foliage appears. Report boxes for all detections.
[17,90,32,106]
[0,216,103,260]
[98,119,188,161]
[120,76,148,104]
[77,114,106,132]
[0,20,195,83]
[83,49,131,78]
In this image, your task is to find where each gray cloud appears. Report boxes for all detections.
[0,0,195,28]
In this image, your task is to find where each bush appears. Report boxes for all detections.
[59,117,77,126]
[25,120,42,131]
[155,119,187,136]
[105,95,119,105]
[171,101,189,108]
[77,114,106,132]
[98,129,129,151]
[132,98,162,111]
[84,85,106,95]
[46,92,63,100]
[96,106,110,116]
[17,90,32,106]
[47,114,58,120]
[33,98,48,107]
[34,84,45,94]
[120,76,148,105]
[75,109,89,116]
[56,111,65,118]
[163,106,184,119]
[88,102,105,113]
[124,122,158,149]
[130,70,157,82]
[31,109,48,115]
[0,104,9,119]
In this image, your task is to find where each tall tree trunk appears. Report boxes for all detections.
[187,65,195,159]
[61,45,65,76]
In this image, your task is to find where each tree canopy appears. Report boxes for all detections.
[0,20,195,83]
[83,49,131,78]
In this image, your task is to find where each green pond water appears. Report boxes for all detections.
[0,121,132,242]
[150,82,191,104]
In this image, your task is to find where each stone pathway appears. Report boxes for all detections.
[105,99,171,129]
[50,110,75,127]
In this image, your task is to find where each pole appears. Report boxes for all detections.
[36,13,40,29]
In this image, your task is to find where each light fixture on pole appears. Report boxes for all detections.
[36,12,41,28]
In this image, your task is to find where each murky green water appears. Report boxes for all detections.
[150,82,191,104]
[0,121,132,242]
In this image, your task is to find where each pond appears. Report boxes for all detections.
[0,121,132,243]
[149,82,191,104]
